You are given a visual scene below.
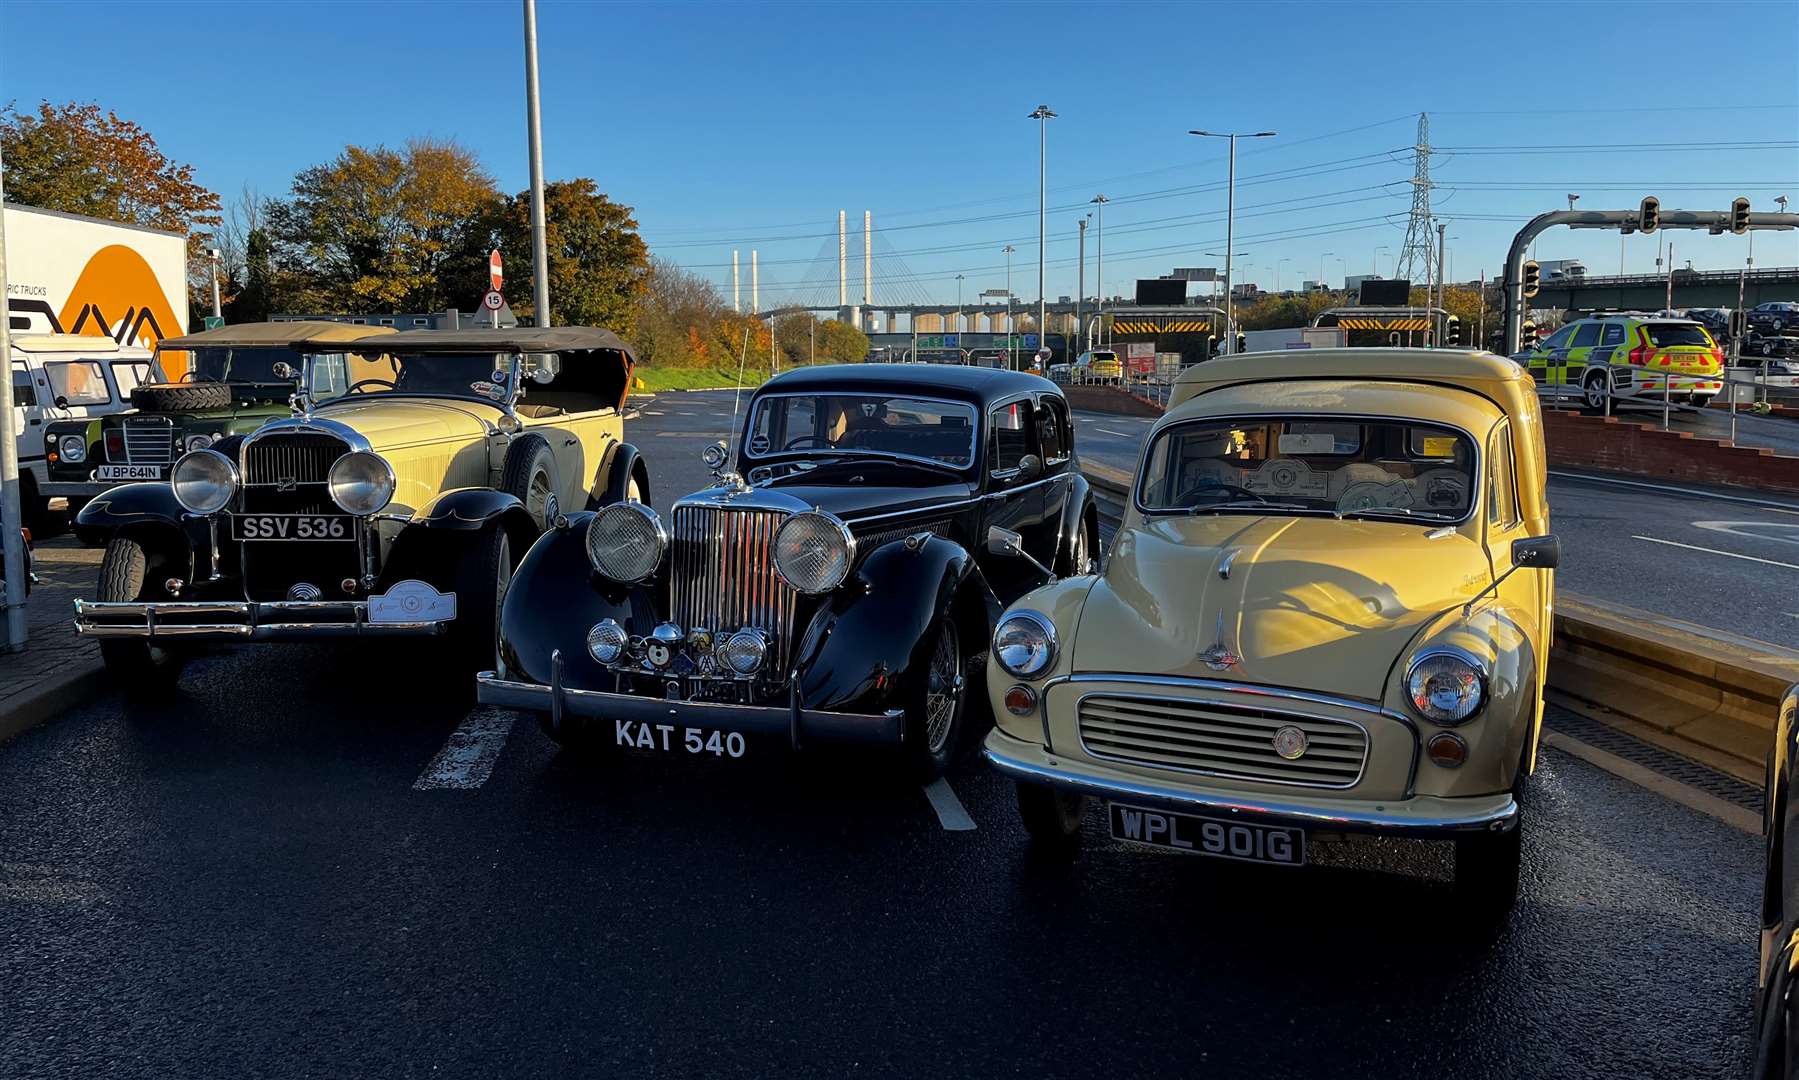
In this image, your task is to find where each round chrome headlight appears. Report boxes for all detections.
[773,511,856,595]
[184,433,214,452]
[327,451,396,516]
[993,610,1057,678]
[586,618,628,664]
[1405,649,1486,725]
[586,502,666,584]
[718,628,768,675]
[170,448,238,514]
[58,435,86,463]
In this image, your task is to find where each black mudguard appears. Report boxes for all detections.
[595,441,650,507]
[495,511,656,687]
[380,487,538,590]
[792,534,1000,715]
[1055,470,1094,571]
[74,482,205,577]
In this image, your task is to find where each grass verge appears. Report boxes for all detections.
[633,366,773,393]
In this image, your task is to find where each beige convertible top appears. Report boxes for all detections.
[155,321,398,351]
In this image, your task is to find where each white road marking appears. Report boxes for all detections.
[1693,520,1799,548]
[413,710,516,790]
[1632,534,1799,571]
[922,778,976,831]
[1097,428,1133,438]
[1551,470,1799,514]
[1542,732,1758,834]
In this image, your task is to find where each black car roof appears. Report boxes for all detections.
[758,362,1058,404]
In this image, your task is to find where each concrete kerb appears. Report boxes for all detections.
[0,658,106,745]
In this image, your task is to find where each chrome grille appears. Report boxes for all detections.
[1077,695,1368,788]
[671,505,796,670]
[119,417,174,465]
[243,433,347,488]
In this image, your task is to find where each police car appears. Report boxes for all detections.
[1517,314,1724,413]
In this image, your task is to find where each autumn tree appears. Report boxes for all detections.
[498,179,649,333]
[267,138,503,314]
[813,319,869,364]
[1,100,222,310]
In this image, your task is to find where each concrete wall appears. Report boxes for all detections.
[1542,409,1799,496]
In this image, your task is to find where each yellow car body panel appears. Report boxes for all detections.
[987,348,1552,823]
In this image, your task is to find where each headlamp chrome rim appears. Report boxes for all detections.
[326,451,397,516]
[1403,645,1488,726]
[585,502,668,584]
[183,433,215,453]
[773,510,856,595]
[993,609,1058,679]
[170,448,239,515]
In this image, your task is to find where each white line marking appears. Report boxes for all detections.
[1693,520,1799,548]
[1631,534,1799,571]
[922,778,976,831]
[1097,428,1132,438]
[1551,470,1799,514]
[413,710,516,790]
[1541,732,1758,834]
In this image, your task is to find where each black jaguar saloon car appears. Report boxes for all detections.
[477,363,1100,780]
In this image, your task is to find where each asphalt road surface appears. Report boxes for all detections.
[1070,406,1799,649]
[0,387,1767,1078]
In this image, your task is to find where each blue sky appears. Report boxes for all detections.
[5,0,1796,310]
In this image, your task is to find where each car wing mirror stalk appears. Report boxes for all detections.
[1463,534,1560,615]
[986,525,1057,584]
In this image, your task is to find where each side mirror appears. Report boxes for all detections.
[1511,534,1560,570]
[1014,454,1044,483]
[987,525,1025,556]
[271,362,299,380]
[53,395,69,409]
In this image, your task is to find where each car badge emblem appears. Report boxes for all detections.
[1196,613,1241,671]
[1271,725,1309,760]
[276,476,299,492]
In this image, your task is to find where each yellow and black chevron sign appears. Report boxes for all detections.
[1110,318,1214,335]
[1338,317,1431,331]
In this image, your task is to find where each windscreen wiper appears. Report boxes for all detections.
[1186,499,1314,514]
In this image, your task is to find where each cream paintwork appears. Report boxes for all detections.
[309,393,623,514]
[987,348,1553,811]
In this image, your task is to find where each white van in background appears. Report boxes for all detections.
[9,335,150,527]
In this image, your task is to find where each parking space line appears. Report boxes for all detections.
[922,778,976,831]
[413,710,516,790]
[1631,534,1799,571]
[1097,428,1132,438]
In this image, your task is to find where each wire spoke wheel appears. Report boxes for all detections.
[923,623,962,755]
[527,469,554,524]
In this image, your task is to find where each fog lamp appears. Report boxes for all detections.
[718,628,767,676]
[587,618,628,664]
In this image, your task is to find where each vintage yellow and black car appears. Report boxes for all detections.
[982,348,1557,912]
[72,325,648,684]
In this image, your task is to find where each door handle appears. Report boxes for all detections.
[563,437,578,447]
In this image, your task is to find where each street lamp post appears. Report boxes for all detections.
[955,273,964,334]
[1002,244,1016,369]
[1373,246,1390,277]
[1318,252,1333,293]
[1030,105,1056,362]
[1275,257,1291,294]
[208,247,223,320]
[523,0,551,327]
[1189,129,1275,355]
[1090,194,1109,349]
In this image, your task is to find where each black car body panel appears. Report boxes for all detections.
[1759,685,1799,1077]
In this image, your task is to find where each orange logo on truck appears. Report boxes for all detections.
[55,244,184,349]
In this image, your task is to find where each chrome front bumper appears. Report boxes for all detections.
[72,599,451,641]
[982,729,1518,836]
[476,655,906,749]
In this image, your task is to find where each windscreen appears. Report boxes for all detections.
[323,351,507,401]
[746,394,978,468]
[1645,323,1714,347]
[187,346,305,384]
[42,361,111,405]
[1138,416,1477,522]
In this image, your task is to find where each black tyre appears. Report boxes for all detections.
[451,523,514,671]
[1580,371,1609,414]
[500,434,559,532]
[899,619,965,783]
[95,536,186,690]
[1016,780,1086,852]
[130,382,232,411]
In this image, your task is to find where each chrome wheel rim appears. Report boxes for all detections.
[1585,378,1605,409]
[527,469,553,525]
[924,624,961,754]
[493,531,512,665]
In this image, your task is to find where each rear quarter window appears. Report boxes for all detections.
[1645,323,1713,347]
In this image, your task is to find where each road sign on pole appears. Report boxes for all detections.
[483,290,505,311]
[490,249,504,292]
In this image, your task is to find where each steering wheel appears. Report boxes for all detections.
[346,378,397,394]
[1178,477,1260,504]
[782,434,830,450]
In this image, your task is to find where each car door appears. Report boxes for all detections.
[982,396,1052,598]
[1033,392,1075,565]
[1526,325,1576,398]
[1560,321,1601,395]
[512,354,617,506]
[1485,417,1548,739]
[10,360,41,468]
[1590,320,1629,394]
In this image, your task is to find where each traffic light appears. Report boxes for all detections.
[1446,316,1462,346]
[1235,332,1247,354]
[1522,260,1541,299]
[1521,322,1539,348]
[1731,196,1752,234]
[1639,196,1660,235]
